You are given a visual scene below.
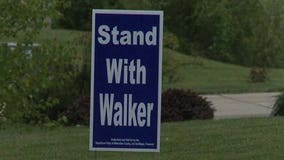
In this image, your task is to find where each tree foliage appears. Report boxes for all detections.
[0,43,80,123]
[55,0,123,30]
[0,0,59,40]
[52,0,284,67]
[162,0,284,67]
[0,0,81,124]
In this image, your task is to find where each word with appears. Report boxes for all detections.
[106,58,146,84]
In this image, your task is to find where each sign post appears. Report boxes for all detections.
[90,9,163,152]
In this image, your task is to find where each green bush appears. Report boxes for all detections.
[162,89,214,122]
[163,51,181,83]
[250,67,268,83]
[0,102,6,123]
[75,32,91,95]
[0,41,80,124]
[61,33,92,125]
[64,95,90,125]
[164,31,180,50]
[271,93,284,116]
[163,49,203,83]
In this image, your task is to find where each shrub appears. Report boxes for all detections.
[271,93,284,116]
[0,41,80,124]
[64,95,90,125]
[75,32,91,95]
[250,67,268,83]
[55,33,92,126]
[163,49,204,83]
[0,102,6,123]
[163,51,181,83]
[162,89,214,122]
[164,31,180,50]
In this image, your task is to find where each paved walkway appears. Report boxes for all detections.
[203,92,281,119]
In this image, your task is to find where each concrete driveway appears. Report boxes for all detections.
[203,92,281,119]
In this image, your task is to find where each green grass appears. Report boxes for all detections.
[1,117,284,160]
[163,49,284,93]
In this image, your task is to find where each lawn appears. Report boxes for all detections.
[1,117,284,160]
[163,49,284,93]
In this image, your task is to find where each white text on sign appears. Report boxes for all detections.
[106,58,146,84]
[99,93,153,127]
[99,58,154,127]
[98,25,157,46]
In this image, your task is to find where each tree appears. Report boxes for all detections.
[259,0,284,67]
[163,0,284,67]
[0,0,80,123]
[56,0,123,30]
[0,0,59,41]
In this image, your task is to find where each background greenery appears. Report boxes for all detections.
[1,1,284,159]
[55,0,284,67]
[1,0,284,124]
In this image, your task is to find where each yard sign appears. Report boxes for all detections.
[90,9,163,152]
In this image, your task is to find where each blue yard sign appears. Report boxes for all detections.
[90,10,163,152]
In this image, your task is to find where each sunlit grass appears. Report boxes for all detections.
[163,49,284,93]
